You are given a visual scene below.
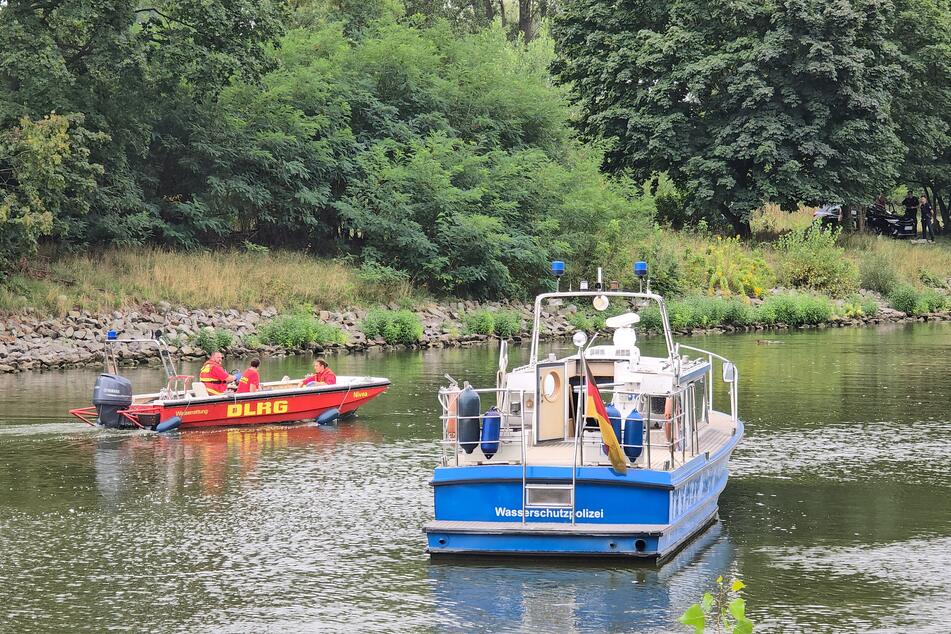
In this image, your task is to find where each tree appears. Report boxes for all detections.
[553,0,905,236]
[891,0,951,226]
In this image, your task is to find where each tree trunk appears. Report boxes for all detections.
[938,193,950,228]
[721,204,752,239]
[482,0,495,21]
[519,0,533,42]
[498,0,506,26]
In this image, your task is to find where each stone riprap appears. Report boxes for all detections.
[0,298,947,374]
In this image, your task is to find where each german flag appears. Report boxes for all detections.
[584,360,627,474]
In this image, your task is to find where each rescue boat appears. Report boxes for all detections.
[69,333,389,431]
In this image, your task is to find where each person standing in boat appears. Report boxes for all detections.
[236,358,261,393]
[299,358,336,387]
[199,351,235,395]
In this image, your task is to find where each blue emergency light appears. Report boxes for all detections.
[634,261,648,278]
[107,330,118,341]
[551,261,565,277]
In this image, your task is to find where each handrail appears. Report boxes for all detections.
[677,344,739,425]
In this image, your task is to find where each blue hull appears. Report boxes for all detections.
[426,421,743,560]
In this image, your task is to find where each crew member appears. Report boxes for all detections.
[902,190,920,226]
[298,358,337,387]
[236,358,261,394]
[199,351,234,395]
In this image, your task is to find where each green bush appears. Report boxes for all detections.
[920,289,947,313]
[919,269,945,288]
[567,311,595,332]
[722,299,755,326]
[637,305,663,330]
[776,225,859,296]
[493,311,524,337]
[859,253,899,295]
[194,328,234,354]
[463,310,496,335]
[684,237,773,298]
[362,308,423,344]
[888,285,920,315]
[756,293,832,326]
[667,296,729,329]
[258,314,346,348]
[861,296,880,316]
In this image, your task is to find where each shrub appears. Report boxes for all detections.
[776,225,859,296]
[920,289,947,313]
[194,328,233,354]
[722,298,755,326]
[840,294,880,318]
[919,269,945,289]
[493,311,524,337]
[860,296,879,316]
[888,285,920,315]
[362,308,423,344]
[859,253,899,295]
[757,293,832,326]
[684,237,773,298]
[258,314,346,348]
[637,304,663,330]
[463,310,496,335]
[667,296,729,329]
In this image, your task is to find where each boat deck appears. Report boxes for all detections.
[449,410,735,471]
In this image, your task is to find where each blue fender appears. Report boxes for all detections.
[316,408,340,425]
[155,416,182,433]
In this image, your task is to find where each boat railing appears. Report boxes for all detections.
[436,382,706,472]
[676,344,739,425]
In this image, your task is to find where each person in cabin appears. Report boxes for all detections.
[298,358,337,387]
[236,358,261,394]
[199,351,235,395]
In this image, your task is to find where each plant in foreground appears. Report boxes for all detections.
[679,576,753,633]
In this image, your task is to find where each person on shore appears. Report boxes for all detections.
[199,351,234,395]
[236,358,261,394]
[298,358,337,387]
[902,190,920,226]
[920,194,936,243]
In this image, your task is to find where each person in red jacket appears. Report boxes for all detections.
[236,358,261,394]
[199,351,234,395]
[298,358,336,387]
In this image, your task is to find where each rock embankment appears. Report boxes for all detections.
[0,299,948,374]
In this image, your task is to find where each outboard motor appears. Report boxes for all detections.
[92,373,133,429]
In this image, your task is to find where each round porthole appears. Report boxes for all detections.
[542,371,561,402]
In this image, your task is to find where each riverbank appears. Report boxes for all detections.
[1,295,949,374]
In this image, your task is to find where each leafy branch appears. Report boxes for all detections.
[679,576,753,634]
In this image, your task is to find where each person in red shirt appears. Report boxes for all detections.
[298,358,337,387]
[199,351,234,395]
[236,358,261,394]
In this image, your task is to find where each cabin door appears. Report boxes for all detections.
[535,361,568,443]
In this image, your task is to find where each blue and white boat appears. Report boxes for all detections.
[425,262,743,560]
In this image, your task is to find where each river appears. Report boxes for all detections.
[0,322,949,633]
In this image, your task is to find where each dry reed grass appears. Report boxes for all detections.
[0,249,417,316]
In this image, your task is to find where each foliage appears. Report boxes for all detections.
[463,309,496,336]
[757,293,833,326]
[554,0,903,236]
[920,289,947,313]
[840,294,880,318]
[194,328,234,355]
[361,308,423,344]
[918,269,945,289]
[679,576,753,634]
[685,237,772,298]
[493,311,524,337]
[257,313,346,348]
[859,253,900,295]
[775,226,859,297]
[888,285,922,315]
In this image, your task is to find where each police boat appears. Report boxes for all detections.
[424,261,743,560]
[70,332,389,432]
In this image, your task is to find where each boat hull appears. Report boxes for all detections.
[72,380,390,430]
[425,421,742,560]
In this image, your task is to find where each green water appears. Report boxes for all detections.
[1,323,949,632]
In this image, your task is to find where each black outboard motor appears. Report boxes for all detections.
[92,373,133,428]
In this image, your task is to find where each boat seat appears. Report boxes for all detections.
[192,382,209,398]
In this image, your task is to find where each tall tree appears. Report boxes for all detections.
[553,0,904,235]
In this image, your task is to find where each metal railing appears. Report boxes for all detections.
[676,344,739,424]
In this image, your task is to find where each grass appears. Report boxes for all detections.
[361,308,423,344]
[0,248,418,316]
[257,313,347,348]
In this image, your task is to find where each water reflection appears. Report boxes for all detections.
[429,525,735,633]
[91,422,382,502]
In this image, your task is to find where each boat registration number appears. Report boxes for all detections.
[227,400,289,418]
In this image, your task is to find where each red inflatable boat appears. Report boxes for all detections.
[69,336,390,431]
